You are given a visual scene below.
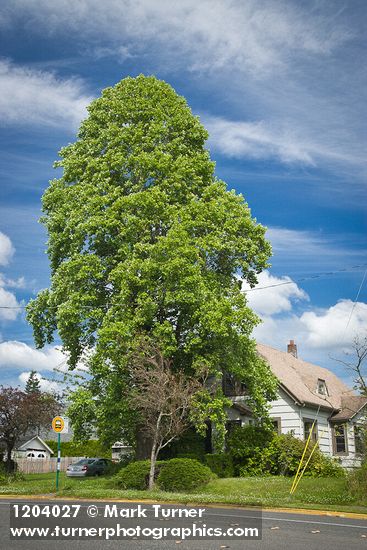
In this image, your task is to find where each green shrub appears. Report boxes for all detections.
[0,470,25,485]
[274,434,344,477]
[157,458,214,492]
[274,434,309,476]
[107,456,133,476]
[8,471,25,482]
[228,427,344,478]
[227,424,273,457]
[114,460,164,490]
[226,425,274,475]
[348,461,367,502]
[239,456,272,477]
[205,454,234,478]
[307,450,345,478]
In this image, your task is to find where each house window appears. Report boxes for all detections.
[303,419,318,442]
[333,424,348,455]
[223,373,236,396]
[222,372,247,396]
[271,418,281,435]
[316,379,328,396]
[354,426,365,455]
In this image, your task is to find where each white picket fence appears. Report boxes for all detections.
[16,457,85,474]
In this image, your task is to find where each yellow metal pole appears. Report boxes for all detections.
[290,420,315,494]
[291,430,325,494]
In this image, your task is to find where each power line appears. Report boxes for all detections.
[244,263,367,293]
[344,267,367,332]
[0,263,366,310]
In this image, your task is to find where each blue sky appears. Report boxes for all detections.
[0,0,366,390]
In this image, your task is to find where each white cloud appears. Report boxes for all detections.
[0,0,361,171]
[265,227,367,273]
[242,270,308,316]
[301,300,367,349]
[19,371,60,393]
[253,312,306,351]
[0,232,23,320]
[0,2,364,171]
[252,298,367,368]
[0,340,90,373]
[0,341,66,371]
[0,59,92,129]
[0,274,26,289]
[204,111,367,167]
[0,287,20,321]
[1,1,348,73]
[91,45,134,62]
[205,117,315,164]
[267,227,332,255]
[0,231,14,265]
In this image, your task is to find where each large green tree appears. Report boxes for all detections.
[27,75,277,452]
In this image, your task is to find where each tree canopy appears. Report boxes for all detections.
[27,75,277,448]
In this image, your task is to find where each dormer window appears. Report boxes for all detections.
[316,379,328,396]
[222,372,247,397]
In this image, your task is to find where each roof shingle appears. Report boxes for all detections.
[257,343,359,415]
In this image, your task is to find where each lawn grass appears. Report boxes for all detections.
[0,473,365,514]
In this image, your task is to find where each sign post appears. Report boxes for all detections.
[56,432,61,491]
[51,416,68,492]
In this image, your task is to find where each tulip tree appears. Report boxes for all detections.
[27,75,277,452]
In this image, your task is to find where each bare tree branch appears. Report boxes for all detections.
[331,334,367,395]
[129,339,203,489]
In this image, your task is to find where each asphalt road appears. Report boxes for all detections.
[0,498,366,550]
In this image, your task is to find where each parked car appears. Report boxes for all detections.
[66,458,111,477]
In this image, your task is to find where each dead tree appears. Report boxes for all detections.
[130,342,202,490]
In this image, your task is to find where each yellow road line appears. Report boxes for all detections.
[0,494,366,519]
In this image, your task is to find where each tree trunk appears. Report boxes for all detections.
[148,440,158,491]
[135,426,152,460]
[5,442,15,473]
[148,414,162,490]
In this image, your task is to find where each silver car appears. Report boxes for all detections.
[66,458,110,477]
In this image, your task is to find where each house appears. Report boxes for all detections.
[12,436,54,460]
[225,340,367,468]
[111,441,133,462]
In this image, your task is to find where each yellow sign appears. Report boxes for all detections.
[52,416,65,433]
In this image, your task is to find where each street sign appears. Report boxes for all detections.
[51,416,69,491]
[52,416,68,434]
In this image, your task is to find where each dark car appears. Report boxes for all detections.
[66,458,111,477]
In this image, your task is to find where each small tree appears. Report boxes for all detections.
[0,386,59,472]
[130,342,203,489]
[25,371,41,394]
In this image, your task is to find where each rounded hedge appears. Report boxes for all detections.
[157,458,214,492]
[115,460,163,490]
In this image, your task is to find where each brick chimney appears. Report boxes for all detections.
[287,339,298,358]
